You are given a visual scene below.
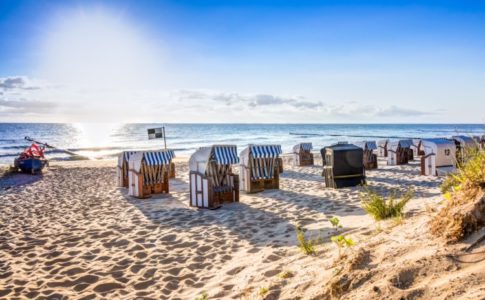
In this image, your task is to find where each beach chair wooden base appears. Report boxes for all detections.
[189,171,239,209]
[247,177,279,193]
[152,181,169,194]
[129,176,153,199]
[294,153,314,166]
[363,153,378,170]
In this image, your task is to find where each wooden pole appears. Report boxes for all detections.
[24,136,88,158]
[163,126,167,150]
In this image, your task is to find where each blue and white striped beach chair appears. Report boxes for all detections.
[239,144,282,193]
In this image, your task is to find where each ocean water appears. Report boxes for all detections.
[0,123,484,164]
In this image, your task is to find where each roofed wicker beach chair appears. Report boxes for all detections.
[387,140,413,165]
[377,139,389,157]
[356,141,378,170]
[188,145,240,209]
[128,150,173,198]
[239,144,282,193]
[322,143,366,188]
[451,135,479,165]
[292,142,314,166]
[118,149,175,188]
[420,139,456,176]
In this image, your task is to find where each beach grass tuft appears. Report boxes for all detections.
[360,187,413,221]
[296,227,316,255]
[195,291,208,300]
[431,149,485,242]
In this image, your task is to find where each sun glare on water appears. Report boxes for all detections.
[72,123,122,159]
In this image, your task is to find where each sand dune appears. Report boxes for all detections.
[0,156,483,299]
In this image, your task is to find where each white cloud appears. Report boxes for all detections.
[0,76,41,90]
[0,76,437,122]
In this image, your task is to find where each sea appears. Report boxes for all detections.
[0,123,484,165]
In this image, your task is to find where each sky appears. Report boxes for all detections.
[0,0,484,123]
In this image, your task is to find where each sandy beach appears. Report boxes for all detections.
[1,156,484,299]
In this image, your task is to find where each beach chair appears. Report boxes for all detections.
[239,144,282,193]
[387,140,413,166]
[188,145,240,209]
[356,141,378,170]
[128,150,172,198]
[451,135,478,165]
[420,139,456,176]
[292,142,314,166]
[377,139,389,157]
[322,143,366,188]
[118,149,175,188]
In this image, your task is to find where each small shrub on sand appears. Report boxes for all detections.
[441,148,485,194]
[277,270,294,279]
[195,291,208,300]
[331,235,355,257]
[431,150,485,242]
[360,188,414,221]
[296,227,316,255]
[258,287,269,297]
[329,216,343,231]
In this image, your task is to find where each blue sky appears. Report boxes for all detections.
[0,0,484,122]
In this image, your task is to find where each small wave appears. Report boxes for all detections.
[0,153,20,158]
[0,145,26,150]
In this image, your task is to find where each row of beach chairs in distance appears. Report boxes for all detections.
[378,135,483,175]
[117,135,484,209]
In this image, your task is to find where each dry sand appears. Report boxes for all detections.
[0,156,484,299]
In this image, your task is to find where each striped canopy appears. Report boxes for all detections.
[143,151,172,166]
[213,145,239,165]
[250,145,282,158]
[123,151,138,162]
[166,149,176,160]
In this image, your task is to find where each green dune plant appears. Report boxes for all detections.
[277,270,294,279]
[195,291,208,300]
[331,235,355,257]
[258,287,269,297]
[360,187,414,221]
[296,227,316,255]
[329,216,343,231]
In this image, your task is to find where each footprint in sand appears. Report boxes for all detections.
[93,282,125,294]
[226,266,245,275]
[134,279,155,290]
[264,254,281,263]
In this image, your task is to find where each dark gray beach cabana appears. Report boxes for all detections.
[322,143,366,188]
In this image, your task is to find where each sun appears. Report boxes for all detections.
[36,7,164,89]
